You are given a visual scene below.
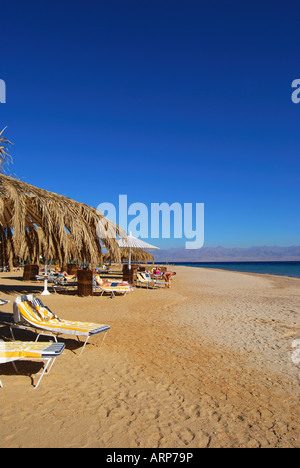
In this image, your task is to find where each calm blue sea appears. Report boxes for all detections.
[172,261,300,278]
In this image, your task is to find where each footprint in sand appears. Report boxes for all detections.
[176,426,195,445]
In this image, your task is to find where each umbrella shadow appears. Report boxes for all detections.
[0,282,44,297]
[0,359,46,388]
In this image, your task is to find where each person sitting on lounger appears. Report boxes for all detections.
[59,271,76,279]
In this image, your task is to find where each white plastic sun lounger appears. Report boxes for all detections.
[11,295,110,355]
[0,340,65,389]
[52,277,77,294]
[141,272,169,287]
[93,277,133,298]
[136,272,158,289]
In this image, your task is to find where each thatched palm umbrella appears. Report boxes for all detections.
[118,233,159,270]
[18,228,78,267]
[121,248,154,264]
[0,174,126,271]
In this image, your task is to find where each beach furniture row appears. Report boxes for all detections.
[0,294,110,389]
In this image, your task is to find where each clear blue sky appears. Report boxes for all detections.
[1,0,300,249]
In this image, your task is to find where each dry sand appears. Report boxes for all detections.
[0,266,299,448]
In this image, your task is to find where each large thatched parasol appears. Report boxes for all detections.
[0,174,126,270]
[18,227,80,266]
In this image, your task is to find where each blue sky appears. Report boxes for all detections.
[1,0,300,249]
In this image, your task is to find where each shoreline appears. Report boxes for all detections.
[175,264,300,280]
[0,267,299,448]
[163,262,300,280]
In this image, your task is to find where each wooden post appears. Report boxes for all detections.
[77,269,93,296]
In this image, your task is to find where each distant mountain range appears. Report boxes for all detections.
[152,246,300,262]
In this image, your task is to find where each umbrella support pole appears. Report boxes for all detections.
[41,276,51,296]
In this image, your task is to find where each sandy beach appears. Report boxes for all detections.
[0,266,299,448]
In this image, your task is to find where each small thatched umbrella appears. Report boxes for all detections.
[118,233,159,270]
[104,248,154,265]
[0,174,126,271]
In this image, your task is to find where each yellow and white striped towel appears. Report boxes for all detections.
[14,296,110,337]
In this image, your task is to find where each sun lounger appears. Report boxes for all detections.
[52,277,77,294]
[11,295,110,355]
[93,276,133,298]
[0,339,65,389]
[136,272,158,289]
[141,272,169,287]
[35,274,57,283]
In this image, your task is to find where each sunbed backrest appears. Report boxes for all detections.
[142,272,152,280]
[13,295,35,323]
[16,300,42,325]
[95,275,103,285]
[137,273,145,281]
[29,298,56,321]
[13,295,56,325]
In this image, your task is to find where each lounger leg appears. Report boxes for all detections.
[35,333,57,343]
[99,331,108,348]
[0,379,3,388]
[44,357,56,374]
[79,336,90,356]
[10,326,16,341]
[34,358,55,389]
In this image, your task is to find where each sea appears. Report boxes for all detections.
[171,261,300,278]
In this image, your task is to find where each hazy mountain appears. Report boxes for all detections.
[152,246,300,262]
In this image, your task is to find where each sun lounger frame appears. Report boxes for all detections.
[135,273,158,289]
[52,278,77,294]
[141,272,169,287]
[8,322,108,356]
[93,277,132,298]
[93,285,130,298]
[0,341,65,389]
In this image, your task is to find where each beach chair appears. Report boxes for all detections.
[0,339,65,389]
[35,273,57,283]
[141,272,169,287]
[93,276,133,298]
[136,272,158,289]
[11,295,110,355]
[52,276,77,294]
